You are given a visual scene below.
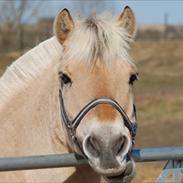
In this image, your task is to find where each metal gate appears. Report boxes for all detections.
[0,147,183,183]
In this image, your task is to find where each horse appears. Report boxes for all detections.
[0,6,138,183]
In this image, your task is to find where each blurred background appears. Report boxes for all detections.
[0,0,183,182]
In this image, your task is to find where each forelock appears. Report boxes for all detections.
[61,13,133,66]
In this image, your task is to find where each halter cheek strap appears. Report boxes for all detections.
[59,87,138,156]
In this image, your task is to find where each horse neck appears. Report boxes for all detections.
[0,63,68,156]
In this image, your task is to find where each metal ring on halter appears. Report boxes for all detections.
[59,86,138,156]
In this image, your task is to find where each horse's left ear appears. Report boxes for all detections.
[54,8,74,44]
[118,6,136,38]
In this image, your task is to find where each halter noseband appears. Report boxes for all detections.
[59,85,138,156]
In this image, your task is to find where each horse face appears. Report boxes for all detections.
[55,6,138,183]
[61,60,138,182]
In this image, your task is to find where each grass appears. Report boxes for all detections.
[135,73,183,124]
[131,40,183,182]
[0,40,183,182]
[131,40,183,129]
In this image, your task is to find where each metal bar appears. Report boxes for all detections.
[0,147,183,171]
[132,147,183,162]
[0,153,87,171]
[156,160,174,183]
[156,160,183,183]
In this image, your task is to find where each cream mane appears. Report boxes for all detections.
[62,14,133,65]
[0,37,63,106]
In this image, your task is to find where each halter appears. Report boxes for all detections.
[59,83,138,156]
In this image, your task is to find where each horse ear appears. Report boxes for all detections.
[54,8,74,44]
[118,6,136,38]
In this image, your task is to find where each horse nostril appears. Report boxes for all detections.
[84,136,100,158]
[114,136,127,156]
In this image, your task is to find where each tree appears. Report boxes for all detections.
[0,0,44,53]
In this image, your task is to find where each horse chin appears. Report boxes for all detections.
[103,160,136,183]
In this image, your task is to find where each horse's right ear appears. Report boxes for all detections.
[54,8,74,44]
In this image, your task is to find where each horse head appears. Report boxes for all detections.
[54,6,138,183]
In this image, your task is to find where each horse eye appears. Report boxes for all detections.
[61,73,72,85]
[129,74,138,85]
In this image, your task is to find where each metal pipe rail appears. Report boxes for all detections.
[0,147,183,171]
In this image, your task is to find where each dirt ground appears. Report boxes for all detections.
[0,40,183,182]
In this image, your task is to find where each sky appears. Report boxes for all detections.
[41,0,183,25]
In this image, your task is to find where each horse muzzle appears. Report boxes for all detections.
[81,123,135,182]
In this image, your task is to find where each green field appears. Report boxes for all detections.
[0,40,183,182]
